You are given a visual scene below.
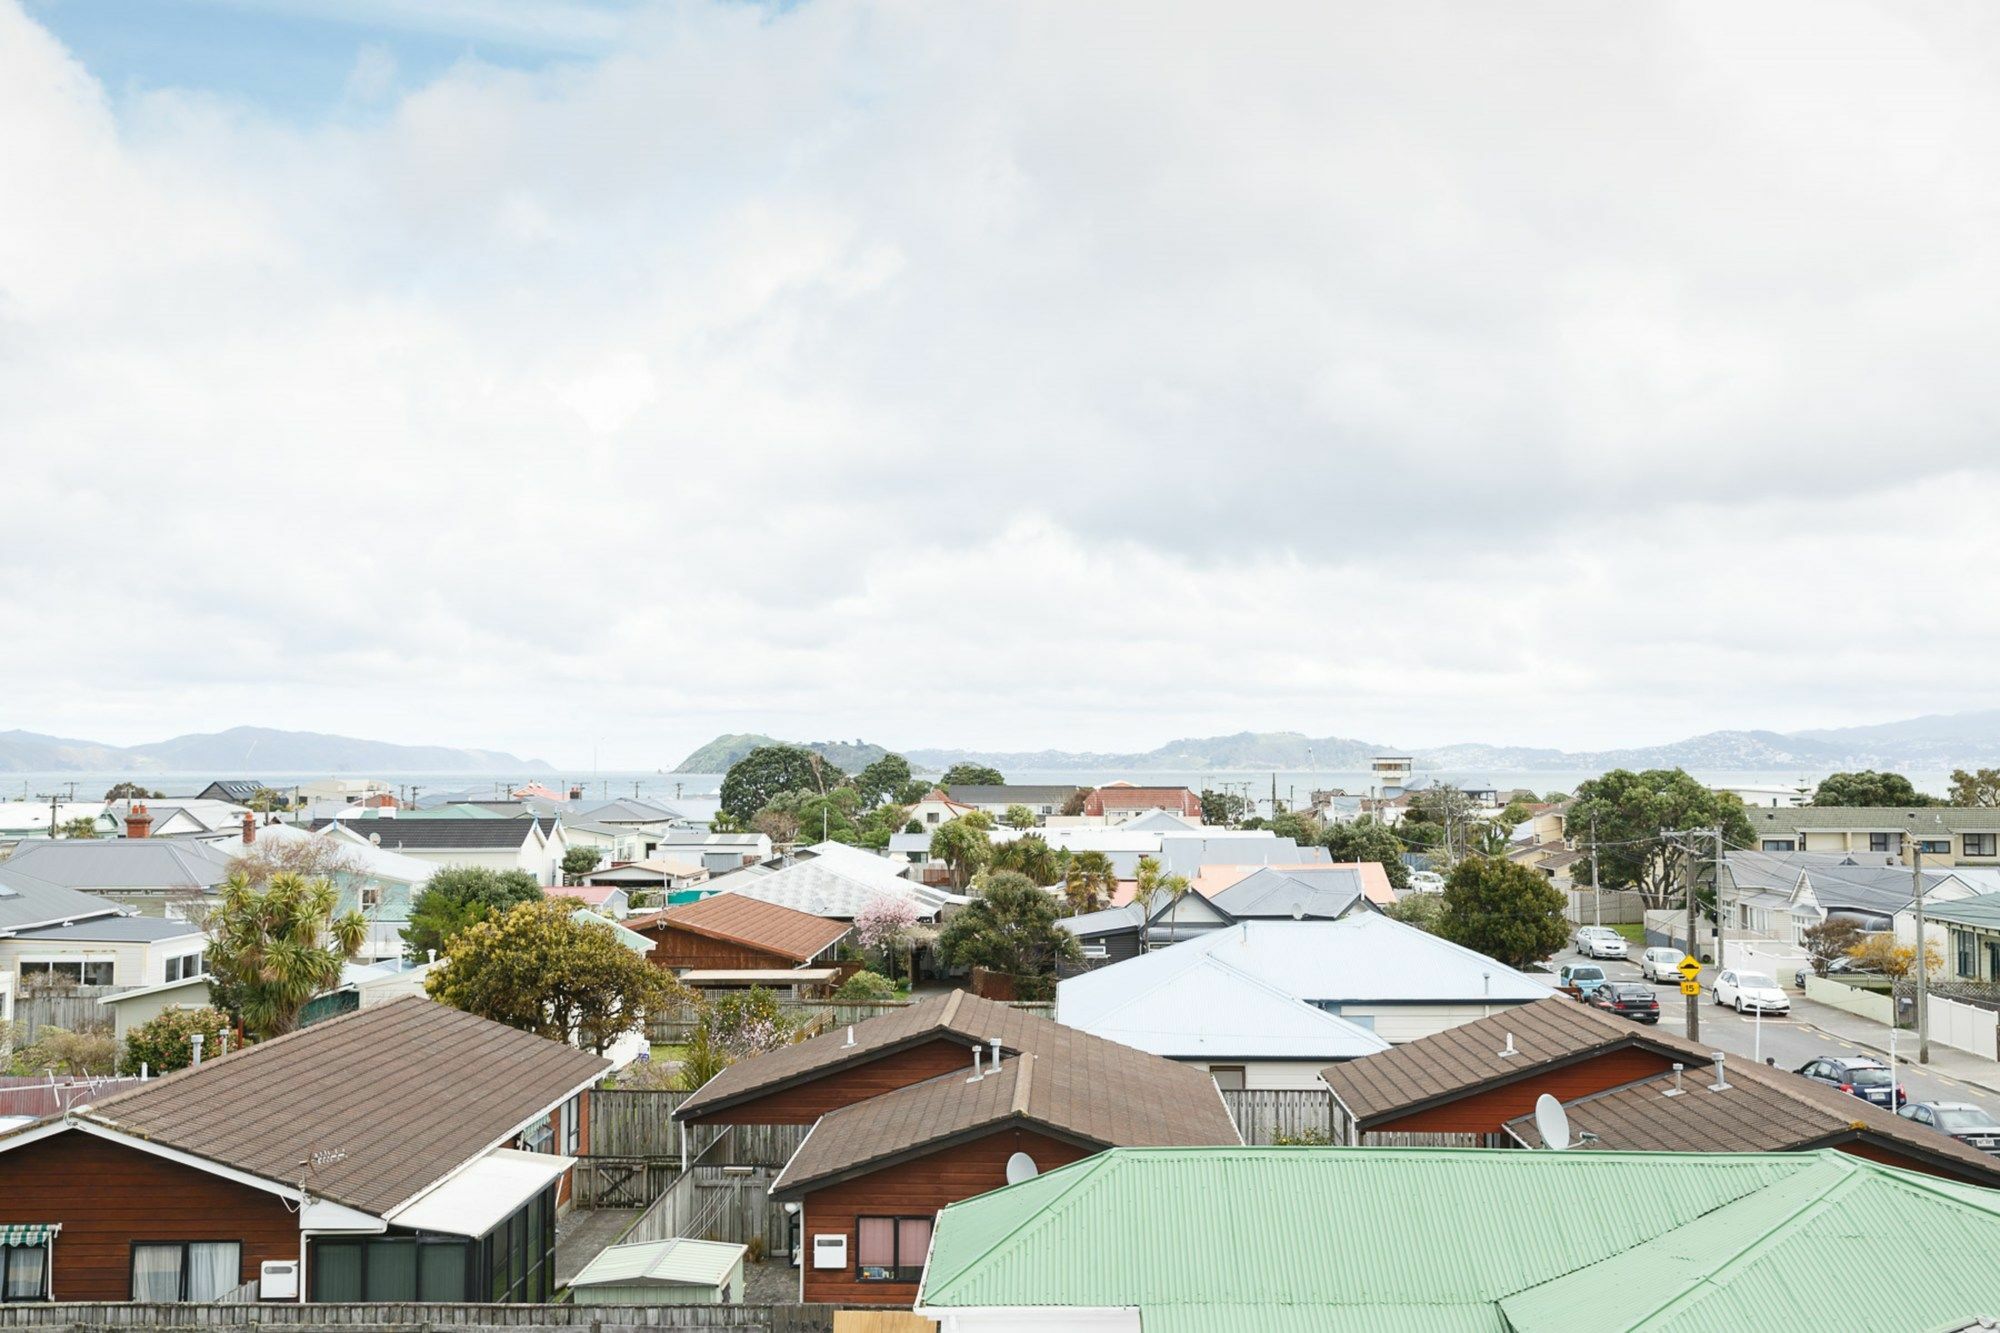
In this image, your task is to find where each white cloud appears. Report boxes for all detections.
[5,0,2000,765]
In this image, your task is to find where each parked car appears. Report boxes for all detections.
[1900,1101,2000,1154]
[1573,927,1629,960]
[1557,962,1608,999]
[1407,870,1446,893]
[1714,970,1790,1015]
[1588,982,1661,1024]
[1793,956,1861,990]
[1639,947,1687,983]
[1797,1055,1906,1109]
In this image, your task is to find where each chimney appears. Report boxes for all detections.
[569,785,584,801]
[125,804,152,839]
[242,812,256,845]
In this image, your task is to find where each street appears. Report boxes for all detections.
[1550,946,2000,1119]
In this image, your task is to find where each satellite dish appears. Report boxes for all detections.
[1005,1152,1039,1185]
[1534,1093,1571,1152]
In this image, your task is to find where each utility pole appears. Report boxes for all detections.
[1913,835,1931,1064]
[1681,831,1700,1042]
[1590,815,1602,929]
[1711,825,1726,974]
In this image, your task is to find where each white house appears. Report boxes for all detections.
[311,814,566,885]
[298,777,394,806]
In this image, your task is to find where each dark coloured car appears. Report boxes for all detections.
[1589,982,1661,1024]
[1900,1101,2000,1154]
[1796,1055,1906,1109]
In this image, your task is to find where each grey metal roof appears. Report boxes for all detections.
[310,816,547,850]
[0,838,236,891]
[1721,850,1956,917]
[13,916,204,942]
[0,871,130,934]
[939,785,1084,806]
[1747,806,2000,831]
[1058,903,1146,937]
[1210,867,1366,920]
[1157,835,1328,878]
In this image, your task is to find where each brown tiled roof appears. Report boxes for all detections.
[51,997,608,1215]
[627,893,850,964]
[1504,1058,2000,1186]
[768,1007,1239,1197]
[1322,997,1698,1128]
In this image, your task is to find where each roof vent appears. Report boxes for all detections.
[1662,1062,1685,1098]
[844,1025,855,1048]
[1498,1032,1519,1059]
[967,1047,985,1083]
[989,1036,1003,1073]
[1708,1051,1729,1092]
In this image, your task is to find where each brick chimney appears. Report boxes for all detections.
[125,804,152,839]
[242,811,256,845]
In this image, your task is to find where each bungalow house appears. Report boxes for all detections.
[902,790,979,831]
[1186,859,1393,906]
[1059,914,1551,1052]
[627,893,849,992]
[1929,893,2000,982]
[1081,783,1203,822]
[194,781,267,806]
[673,991,1239,1307]
[649,830,774,875]
[0,997,606,1304]
[106,799,255,839]
[0,837,237,919]
[912,1147,2000,1331]
[1206,866,1383,918]
[310,815,566,884]
[1056,889,1233,964]
[933,786,1085,824]
[1719,848,1975,949]
[544,883,632,919]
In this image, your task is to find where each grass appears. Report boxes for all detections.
[649,1043,688,1064]
[1609,922,1647,945]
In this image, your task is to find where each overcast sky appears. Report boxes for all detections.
[6,0,2000,767]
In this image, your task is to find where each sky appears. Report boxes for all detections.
[6,0,2000,768]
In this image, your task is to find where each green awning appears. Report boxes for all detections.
[0,1225,57,1246]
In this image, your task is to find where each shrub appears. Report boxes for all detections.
[10,1025,117,1076]
[832,970,896,1003]
[120,1006,233,1076]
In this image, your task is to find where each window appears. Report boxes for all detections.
[558,1095,582,1155]
[130,1242,240,1301]
[310,1238,470,1302]
[855,1216,931,1284]
[1,1234,52,1303]
[1761,839,1796,853]
[520,1118,554,1153]
[164,952,205,983]
[1958,930,1976,978]
[1920,839,1951,855]
[471,1184,554,1303]
[1209,1065,1247,1091]
[1966,834,1998,858]
[20,960,114,987]
[1869,833,1897,852]
[360,885,383,910]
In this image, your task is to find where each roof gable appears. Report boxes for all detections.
[630,893,850,963]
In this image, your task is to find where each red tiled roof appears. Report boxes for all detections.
[628,892,851,963]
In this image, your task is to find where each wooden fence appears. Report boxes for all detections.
[588,1091,810,1168]
[7,989,122,1043]
[1218,1088,1335,1145]
[624,1165,787,1254]
[0,1304,873,1332]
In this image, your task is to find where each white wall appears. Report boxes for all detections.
[1337,1003,1521,1044]
[1195,1060,1337,1091]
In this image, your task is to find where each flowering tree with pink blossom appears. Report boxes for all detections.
[854,894,921,981]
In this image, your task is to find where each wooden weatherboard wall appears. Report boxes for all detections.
[637,924,802,973]
[0,1129,298,1301]
[798,1127,1090,1306]
[1366,1046,1676,1137]
[687,1039,977,1126]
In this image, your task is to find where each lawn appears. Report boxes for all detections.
[649,1043,688,1064]
[1609,922,1647,946]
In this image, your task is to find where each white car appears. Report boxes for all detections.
[1573,927,1628,960]
[1639,947,1685,982]
[1407,871,1446,893]
[1714,969,1790,1015]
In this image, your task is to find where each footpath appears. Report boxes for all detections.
[1791,993,2000,1097]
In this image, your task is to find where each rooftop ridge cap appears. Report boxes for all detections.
[1010,1054,1034,1115]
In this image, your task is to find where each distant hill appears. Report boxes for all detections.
[0,726,550,775]
[671,734,895,774]
[682,710,2000,775]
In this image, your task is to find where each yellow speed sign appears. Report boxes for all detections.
[1676,955,1703,981]
[1679,980,1702,996]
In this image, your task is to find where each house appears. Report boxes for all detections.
[933,785,1085,824]
[193,781,267,806]
[1080,783,1203,822]
[1744,804,2000,864]
[0,997,606,1303]
[310,814,566,884]
[109,798,255,837]
[913,1146,2000,1332]
[0,837,237,919]
[582,857,712,908]
[1719,848,1975,948]
[0,802,121,848]
[0,915,208,992]
[648,830,774,875]
[902,789,979,830]
[221,821,439,962]
[1056,889,1234,963]
[674,991,1239,1307]
[1504,1045,2000,1187]
[1928,893,2000,982]
[711,845,961,921]
[627,893,850,983]
[544,883,631,919]
[1186,859,1393,906]
[1059,914,1551,1052]
[96,975,221,1041]
[1206,866,1382,918]
[298,777,393,807]
[1117,808,1205,833]
[566,1238,746,1304]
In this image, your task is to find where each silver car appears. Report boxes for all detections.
[1574,927,1628,960]
[1639,947,1685,982]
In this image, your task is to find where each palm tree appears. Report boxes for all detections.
[206,871,367,1039]
[1063,851,1118,914]
[1132,855,1163,915]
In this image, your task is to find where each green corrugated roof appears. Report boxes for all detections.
[1923,893,2000,930]
[917,1148,2000,1330]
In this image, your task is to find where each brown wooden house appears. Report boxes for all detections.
[0,998,605,1304]
[626,892,850,985]
[676,990,1240,1305]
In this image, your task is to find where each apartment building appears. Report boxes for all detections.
[1743,806,2000,867]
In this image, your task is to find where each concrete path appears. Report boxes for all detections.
[555,1207,639,1285]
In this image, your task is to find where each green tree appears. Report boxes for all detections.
[1060,789,1093,817]
[1498,799,1539,828]
[930,817,993,888]
[1002,804,1038,829]
[720,745,841,823]
[1269,811,1323,845]
[120,1006,232,1076]
[561,845,604,883]
[103,782,162,801]
[991,834,1060,885]
[56,815,100,839]
[1948,769,2000,808]
[427,898,684,1053]
[1200,789,1248,826]
[855,802,911,851]
[9,1025,117,1076]
[1434,855,1569,969]
[941,763,1005,788]
[246,787,290,813]
[1384,892,1444,933]
[1061,851,1118,914]
[937,871,1081,1000]
[1132,855,1163,914]
[1814,771,1938,807]
[894,778,934,806]
[1399,785,1479,861]
[1320,818,1411,892]
[206,870,367,1039]
[856,754,913,807]
[401,866,544,962]
[1564,769,1754,908]
[832,969,897,1002]
[794,787,863,844]
[1801,917,1866,977]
